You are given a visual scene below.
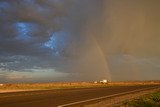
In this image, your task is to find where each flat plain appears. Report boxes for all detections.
[0,81,159,107]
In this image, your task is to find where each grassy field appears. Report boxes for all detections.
[0,82,107,90]
[0,81,159,91]
[120,90,160,107]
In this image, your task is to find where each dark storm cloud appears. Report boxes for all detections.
[0,0,160,82]
[0,0,73,54]
[0,0,112,82]
[0,0,74,72]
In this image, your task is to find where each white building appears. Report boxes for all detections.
[94,80,108,84]
[100,80,108,84]
[0,84,4,86]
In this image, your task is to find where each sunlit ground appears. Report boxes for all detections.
[0,81,159,92]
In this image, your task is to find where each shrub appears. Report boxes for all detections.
[150,92,160,102]
[122,91,160,107]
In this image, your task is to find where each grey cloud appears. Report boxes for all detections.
[0,0,160,82]
[108,54,160,81]
[0,0,73,53]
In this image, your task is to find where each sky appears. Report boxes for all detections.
[0,0,160,83]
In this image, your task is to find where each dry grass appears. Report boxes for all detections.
[0,81,159,91]
[108,81,160,86]
[0,82,106,90]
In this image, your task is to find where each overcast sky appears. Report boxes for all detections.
[0,0,160,83]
